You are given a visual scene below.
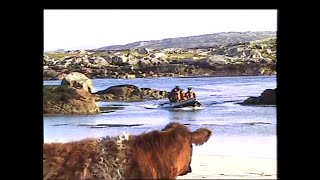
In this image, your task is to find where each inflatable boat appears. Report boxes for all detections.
[158,98,203,109]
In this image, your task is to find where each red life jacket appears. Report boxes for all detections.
[176,90,182,101]
[186,91,196,99]
[180,91,185,100]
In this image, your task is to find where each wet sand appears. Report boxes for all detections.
[178,154,277,179]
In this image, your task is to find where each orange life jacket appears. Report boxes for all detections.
[180,91,186,100]
[185,91,196,99]
[176,90,182,101]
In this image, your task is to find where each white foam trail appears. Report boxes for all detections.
[139,104,159,109]
[171,106,205,111]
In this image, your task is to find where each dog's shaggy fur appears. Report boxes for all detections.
[43,122,212,180]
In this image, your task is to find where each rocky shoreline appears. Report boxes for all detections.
[43,71,276,115]
[43,72,169,115]
[43,38,276,80]
[241,88,276,105]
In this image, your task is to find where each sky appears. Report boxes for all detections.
[44,10,277,51]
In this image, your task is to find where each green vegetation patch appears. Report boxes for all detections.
[45,52,78,59]
[165,52,206,60]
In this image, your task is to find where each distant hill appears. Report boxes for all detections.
[96,31,276,50]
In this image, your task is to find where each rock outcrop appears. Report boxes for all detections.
[61,72,94,93]
[241,88,276,105]
[43,85,100,115]
[94,84,168,101]
[43,37,277,80]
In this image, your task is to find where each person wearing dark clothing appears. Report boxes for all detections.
[168,86,180,103]
[169,89,178,102]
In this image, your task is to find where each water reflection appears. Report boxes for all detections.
[167,110,202,122]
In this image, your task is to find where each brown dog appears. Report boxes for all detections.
[43,122,212,179]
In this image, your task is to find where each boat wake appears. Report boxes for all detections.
[140,104,205,111]
[169,106,205,111]
[140,98,205,111]
[140,104,159,109]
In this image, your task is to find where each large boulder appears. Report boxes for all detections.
[250,49,263,58]
[138,48,151,54]
[43,85,100,115]
[61,72,94,93]
[207,55,229,65]
[138,59,152,68]
[241,88,276,105]
[94,84,168,101]
[112,55,128,64]
[93,57,109,66]
[225,46,246,57]
[150,53,167,60]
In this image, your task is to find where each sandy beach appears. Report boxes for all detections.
[177,154,277,179]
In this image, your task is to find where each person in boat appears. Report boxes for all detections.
[184,87,196,100]
[168,86,180,103]
[179,88,186,101]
